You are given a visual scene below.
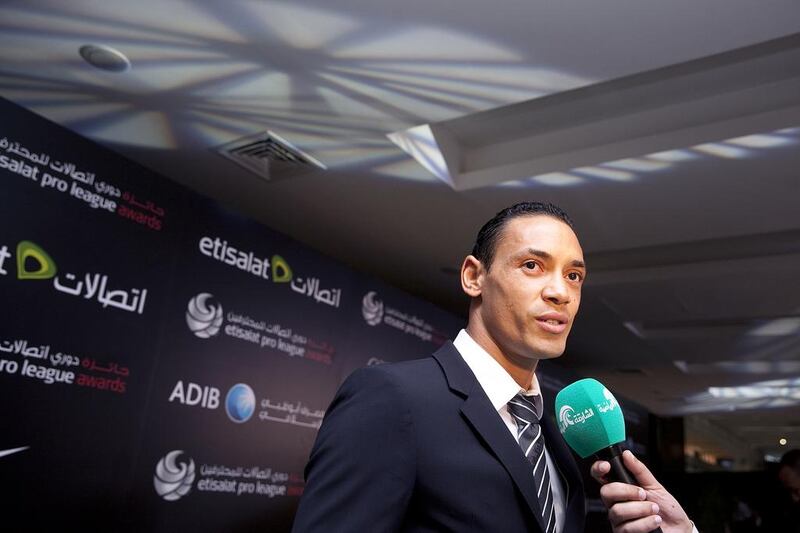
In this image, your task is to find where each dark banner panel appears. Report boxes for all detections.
[0,98,461,532]
[0,98,187,529]
[130,196,363,532]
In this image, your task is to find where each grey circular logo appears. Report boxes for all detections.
[362,291,384,326]
[186,293,223,338]
[153,450,195,501]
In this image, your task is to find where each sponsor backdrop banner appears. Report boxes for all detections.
[0,98,651,532]
[0,97,463,532]
[0,97,187,529]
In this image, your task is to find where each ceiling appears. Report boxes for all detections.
[2,0,799,464]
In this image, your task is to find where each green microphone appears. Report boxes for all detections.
[555,378,663,533]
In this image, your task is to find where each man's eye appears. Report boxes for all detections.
[567,272,584,282]
[524,261,538,270]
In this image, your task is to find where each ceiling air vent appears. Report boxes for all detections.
[216,131,326,182]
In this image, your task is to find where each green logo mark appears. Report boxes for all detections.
[271,254,292,283]
[16,240,57,280]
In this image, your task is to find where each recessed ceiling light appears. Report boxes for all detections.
[79,44,131,72]
[779,437,788,446]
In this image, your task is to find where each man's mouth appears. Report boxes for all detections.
[535,313,569,334]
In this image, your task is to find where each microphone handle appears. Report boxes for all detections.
[595,444,663,533]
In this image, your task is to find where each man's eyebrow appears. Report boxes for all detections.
[523,248,552,260]
[520,248,586,269]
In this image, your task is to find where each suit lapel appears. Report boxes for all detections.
[433,343,548,532]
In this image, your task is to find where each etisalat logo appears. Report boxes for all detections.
[558,388,619,433]
[0,240,56,280]
[0,240,148,314]
[154,450,196,501]
[186,293,223,338]
[197,236,342,309]
[198,236,292,283]
[361,291,384,326]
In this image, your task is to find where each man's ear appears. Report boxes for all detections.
[461,255,484,298]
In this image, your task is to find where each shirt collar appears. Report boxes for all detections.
[453,329,542,412]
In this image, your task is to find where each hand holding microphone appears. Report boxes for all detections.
[591,449,693,533]
[555,379,694,533]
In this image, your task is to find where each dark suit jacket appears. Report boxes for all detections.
[292,342,586,532]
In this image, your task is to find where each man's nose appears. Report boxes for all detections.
[542,274,570,304]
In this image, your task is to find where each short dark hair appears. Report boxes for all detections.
[471,201,575,270]
[780,449,800,473]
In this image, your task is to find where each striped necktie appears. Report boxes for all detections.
[507,393,557,533]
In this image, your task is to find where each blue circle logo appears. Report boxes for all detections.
[225,383,255,423]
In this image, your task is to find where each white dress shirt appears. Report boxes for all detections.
[453,329,566,533]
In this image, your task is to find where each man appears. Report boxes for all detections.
[770,449,800,532]
[778,449,800,505]
[293,201,692,532]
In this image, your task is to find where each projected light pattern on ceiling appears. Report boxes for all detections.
[498,127,800,188]
[748,316,800,337]
[675,360,800,376]
[0,0,593,180]
[664,302,800,414]
[679,377,800,413]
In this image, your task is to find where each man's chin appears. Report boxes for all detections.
[530,341,567,360]
[537,350,565,360]
[506,338,567,364]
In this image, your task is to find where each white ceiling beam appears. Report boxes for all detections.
[390,33,800,190]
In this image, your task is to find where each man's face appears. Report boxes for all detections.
[473,215,585,366]
[779,465,800,504]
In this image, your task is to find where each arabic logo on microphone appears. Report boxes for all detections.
[154,450,195,501]
[600,387,619,413]
[558,404,596,433]
[186,293,223,338]
[225,383,256,423]
[361,291,384,326]
[558,405,575,433]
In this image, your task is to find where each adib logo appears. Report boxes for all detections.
[361,291,384,326]
[225,383,256,423]
[168,380,220,409]
[186,293,223,338]
[154,450,195,501]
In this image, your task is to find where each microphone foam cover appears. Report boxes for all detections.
[554,378,625,458]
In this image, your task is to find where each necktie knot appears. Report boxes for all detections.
[507,393,543,424]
